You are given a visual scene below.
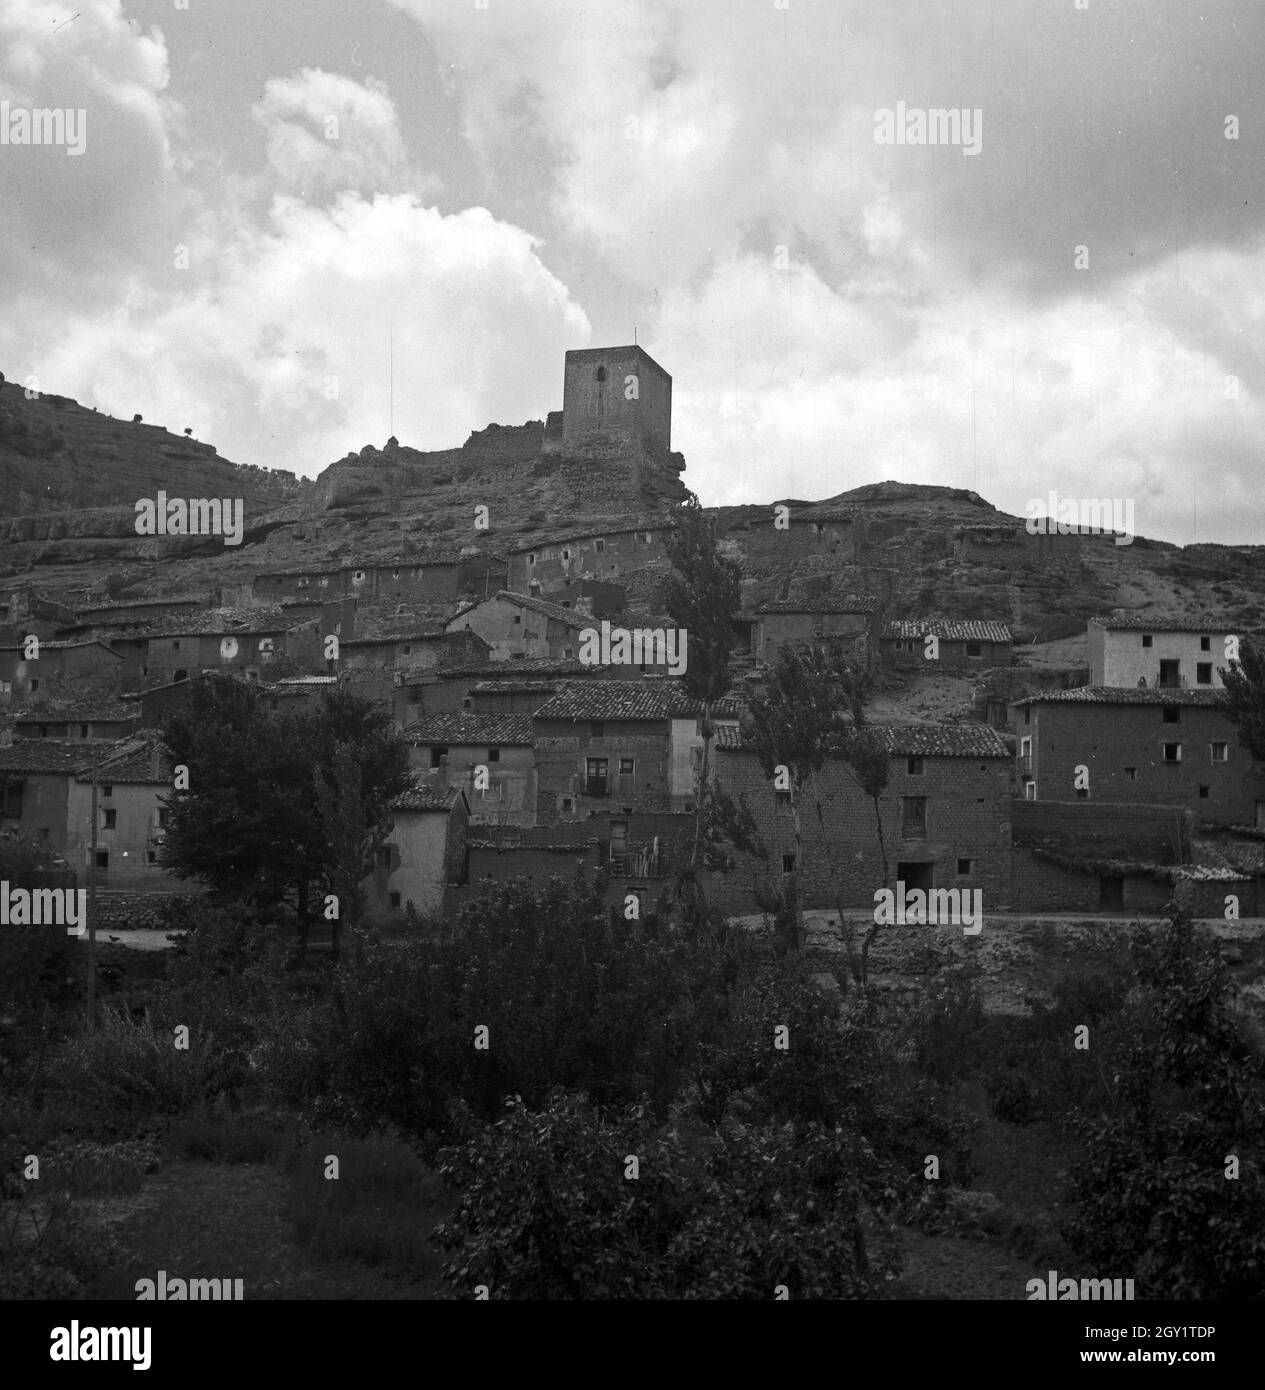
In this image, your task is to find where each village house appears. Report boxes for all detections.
[1087,617,1239,690]
[880,618,1014,670]
[394,657,610,726]
[12,700,142,742]
[445,590,591,661]
[253,553,506,606]
[342,626,490,675]
[403,712,536,826]
[363,782,469,919]
[753,597,883,666]
[66,732,174,891]
[505,523,674,592]
[0,639,123,706]
[144,617,324,684]
[709,723,1013,913]
[1011,686,1263,826]
[0,739,97,849]
[530,680,738,824]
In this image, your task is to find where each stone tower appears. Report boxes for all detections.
[557,345,684,503]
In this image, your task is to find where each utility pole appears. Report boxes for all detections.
[87,742,98,1030]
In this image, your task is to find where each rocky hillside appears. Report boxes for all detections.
[1,372,1264,644]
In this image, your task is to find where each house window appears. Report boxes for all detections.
[174,669,187,682]
[431,745,448,768]
[481,781,503,800]
[1124,767,1137,780]
[595,365,607,383]
[595,539,605,551]
[956,858,972,875]
[1076,788,1089,799]
[1024,706,1030,725]
[562,549,571,561]
[1159,659,1181,687]
[513,615,521,624]
[906,755,924,775]
[1200,636,1211,651]
[1210,743,1228,763]
[389,891,401,909]
[781,853,797,874]
[619,757,635,776]
[591,722,604,738]
[1142,634,1153,647]
[561,797,573,813]
[95,850,109,869]
[488,748,500,763]
[38,725,48,738]
[1162,707,1180,724]
[147,849,157,863]
[585,758,609,796]
[80,724,89,739]
[1199,786,1210,799]
[30,679,39,692]
[1162,743,1181,762]
[528,553,536,565]
[901,796,927,837]
[156,808,168,827]
[1197,663,1212,685]
[965,641,982,658]
[102,809,117,830]
[102,785,112,798]
[353,571,365,583]
[172,640,180,650]
[775,791,792,814]
[1025,780,1037,800]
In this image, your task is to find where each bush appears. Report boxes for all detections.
[168,1112,288,1165]
[0,1193,122,1299]
[49,1007,235,1128]
[434,1092,901,1299]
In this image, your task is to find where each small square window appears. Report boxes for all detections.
[1210,742,1228,763]
[775,790,792,814]
[956,858,972,875]
[1124,767,1137,780]
[1025,781,1037,800]
[1198,786,1210,799]
[906,755,924,775]
[619,757,634,775]
[781,853,797,874]
[591,722,604,738]
[102,809,117,829]
[102,785,112,798]
[1142,634,1153,648]
[488,748,500,762]
[562,797,573,813]
[528,553,536,565]
[79,724,89,738]
[431,746,448,768]
[1200,636,1211,651]
[1163,743,1181,763]
[965,641,982,658]
[1076,788,1089,799]
[1163,707,1180,724]
[95,850,109,869]
[1196,663,1212,685]
[389,891,401,909]
[147,849,157,863]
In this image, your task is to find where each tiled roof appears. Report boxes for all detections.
[77,596,202,613]
[13,702,140,723]
[1089,615,1237,633]
[276,675,338,686]
[0,639,120,654]
[718,722,1009,759]
[0,740,98,774]
[391,781,463,813]
[342,629,445,646]
[715,723,743,748]
[756,595,881,615]
[882,619,1013,643]
[533,680,708,721]
[1012,685,1228,708]
[879,725,1011,758]
[435,657,597,679]
[468,679,557,695]
[496,591,591,629]
[84,732,171,784]
[404,713,534,746]
[506,519,674,553]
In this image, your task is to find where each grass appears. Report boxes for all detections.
[287,1130,449,1286]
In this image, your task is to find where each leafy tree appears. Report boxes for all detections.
[1065,911,1265,1297]
[657,491,743,911]
[1218,638,1265,763]
[160,675,409,960]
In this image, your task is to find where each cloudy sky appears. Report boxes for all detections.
[2,0,1262,544]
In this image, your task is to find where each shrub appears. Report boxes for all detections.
[434,1092,900,1299]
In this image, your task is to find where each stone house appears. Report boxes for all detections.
[753,597,883,667]
[364,783,470,919]
[506,524,674,593]
[404,712,536,826]
[531,680,737,824]
[13,701,142,742]
[880,619,1014,670]
[445,590,591,661]
[1011,686,1263,826]
[1087,617,1239,690]
[709,723,1013,913]
[0,639,123,706]
[67,732,174,891]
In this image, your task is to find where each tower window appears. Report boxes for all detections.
[595,366,607,383]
